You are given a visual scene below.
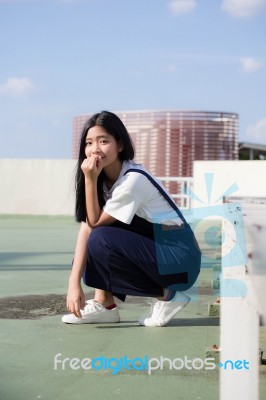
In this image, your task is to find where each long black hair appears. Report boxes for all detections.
[75,111,135,222]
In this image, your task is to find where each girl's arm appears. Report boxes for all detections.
[82,156,116,227]
[84,176,116,227]
[66,222,91,318]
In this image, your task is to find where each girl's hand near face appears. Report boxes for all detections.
[81,155,103,180]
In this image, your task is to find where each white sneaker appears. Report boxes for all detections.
[62,300,120,324]
[138,292,190,327]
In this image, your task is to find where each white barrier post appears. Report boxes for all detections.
[220,203,265,400]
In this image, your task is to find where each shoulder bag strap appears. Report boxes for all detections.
[124,168,187,224]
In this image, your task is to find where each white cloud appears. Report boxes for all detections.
[246,119,266,143]
[0,77,36,97]
[240,57,262,73]
[221,0,266,18]
[168,0,197,16]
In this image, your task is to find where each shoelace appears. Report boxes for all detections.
[83,299,101,312]
[149,301,163,319]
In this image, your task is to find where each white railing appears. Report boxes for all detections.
[157,177,193,209]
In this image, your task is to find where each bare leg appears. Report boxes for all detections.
[94,288,173,305]
[94,289,115,307]
[93,289,173,306]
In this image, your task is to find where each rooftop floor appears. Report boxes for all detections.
[0,216,265,400]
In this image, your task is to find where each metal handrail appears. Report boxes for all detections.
[157,176,193,209]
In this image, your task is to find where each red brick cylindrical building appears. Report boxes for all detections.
[73,110,239,178]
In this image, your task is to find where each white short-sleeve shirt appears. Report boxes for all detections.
[103,161,183,226]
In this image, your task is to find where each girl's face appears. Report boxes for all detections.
[85,125,123,168]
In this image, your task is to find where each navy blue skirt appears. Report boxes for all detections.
[83,218,201,302]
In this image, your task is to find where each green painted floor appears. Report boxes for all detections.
[0,216,264,400]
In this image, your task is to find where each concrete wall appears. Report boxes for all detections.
[192,160,266,208]
[0,159,76,215]
[0,159,265,215]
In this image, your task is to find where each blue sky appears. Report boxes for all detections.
[0,0,266,158]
